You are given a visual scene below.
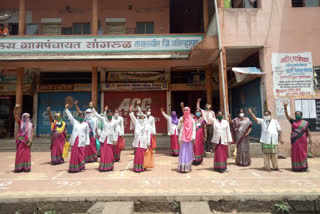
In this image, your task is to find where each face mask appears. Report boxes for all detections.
[195,112,201,117]
[264,116,271,121]
[78,118,84,123]
[217,115,223,121]
[295,115,302,120]
[107,115,112,120]
[239,113,244,118]
[147,112,151,116]
[205,106,208,110]
[85,114,92,120]
[114,113,119,118]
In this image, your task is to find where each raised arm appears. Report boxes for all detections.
[180,102,184,113]
[248,108,258,123]
[64,104,75,125]
[89,102,104,122]
[196,98,201,110]
[74,100,82,114]
[13,104,21,124]
[161,108,171,120]
[103,105,108,117]
[47,107,53,123]
[129,106,137,126]
[283,101,292,121]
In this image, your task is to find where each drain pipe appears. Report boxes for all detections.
[214,0,228,118]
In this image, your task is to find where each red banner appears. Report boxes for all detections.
[104,91,167,134]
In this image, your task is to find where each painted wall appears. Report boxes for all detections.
[1,0,170,34]
[220,0,320,156]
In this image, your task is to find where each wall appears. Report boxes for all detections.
[220,0,320,156]
[1,0,170,34]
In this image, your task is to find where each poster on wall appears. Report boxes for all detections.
[275,97,290,118]
[104,91,167,134]
[294,99,320,131]
[272,52,314,98]
[37,92,100,135]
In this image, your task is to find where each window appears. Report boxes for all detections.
[292,0,319,7]
[42,23,62,35]
[62,27,73,35]
[106,22,126,34]
[26,24,39,35]
[8,23,19,35]
[314,67,320,90]
[73,23,90,35]
[136,22,154,34]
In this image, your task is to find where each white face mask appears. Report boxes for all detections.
[239,113,244,118]
[114,113,119,118]
[146,112,151,116]
[264,116,271,121]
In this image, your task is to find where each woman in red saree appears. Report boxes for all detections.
[230,109,252,166]
[13,104,33,173]
[284,102,312,172]
[193,109,207,165]
[47,107,67,165]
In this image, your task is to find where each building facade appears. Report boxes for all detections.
[0,0,319,156]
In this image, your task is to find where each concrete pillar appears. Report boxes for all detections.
[91,0,99,35]
[18,0,25,35]
[205,67,213,105]
[219,48,229,115]
[164,68,171,134]
[15,67,24,135]
[100,70,105,113]
[217,0,224,8]
[92,67,98,109]
[203,0,209,33]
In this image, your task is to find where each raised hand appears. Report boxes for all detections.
[65,104,69,109]
[47,107,51,111]
[129,106,133,112]
[15,104,21,108]
[197,98,201,103]
[248,108,252,114]
[180,102,184,107]
[137,99,141,106]
[104,105,108,111]
[74,100,78,105]
[160,107,164,112]
[283,100,288,108]
[89,102,93,108]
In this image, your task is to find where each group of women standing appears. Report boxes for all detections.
[12,98,313,174]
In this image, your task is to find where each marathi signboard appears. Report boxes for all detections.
[0,35,203,53]
[103,91,167,134]
[104,83,168,91]
[272,52,314,98]
[38,83,93,91]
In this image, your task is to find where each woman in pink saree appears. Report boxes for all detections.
[230,109,252,166]
[47,107,67,165]
[284,102,312,172]
[13,104,33,172]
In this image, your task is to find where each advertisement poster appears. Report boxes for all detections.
[272,52,314,97]
[37,92,100,135]
[104,91,167,134]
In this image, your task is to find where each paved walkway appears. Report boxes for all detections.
[0,150,319,202]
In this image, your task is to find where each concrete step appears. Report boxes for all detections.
[87,202,134,214]
[180,201,212,214]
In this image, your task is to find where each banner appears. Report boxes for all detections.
[37,92,100,135]
[107,72,164,82]
[104,91,167,134]
[0,35,203,53]
[272,52,314,97]
[38,83,92,91]
[104,83,168,91]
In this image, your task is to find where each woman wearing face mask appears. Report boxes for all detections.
[137,101,157,150]
[129,106,151,172]
[193,109,207,165]
[201,109,233,173]
[90,102,118,172]
[47,107,67,165]
[65,104,90,173]
[229,109,252,167]
[112,108,125,161]
[13,104,33,173]
[248,108,283,172]
[177,107,196,173]
[75,101,98,163]
[284,102,312,172]
[161,108,180,156]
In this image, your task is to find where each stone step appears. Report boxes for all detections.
[87,202,134,214]
[180,202,212,214]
